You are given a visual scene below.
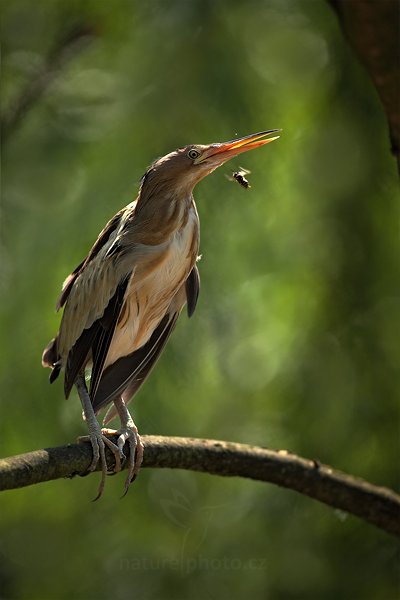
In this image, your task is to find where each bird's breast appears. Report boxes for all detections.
[104,205,199,368]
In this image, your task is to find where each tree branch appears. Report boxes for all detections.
[1,22,97,143]
[0,435,398,537]
[328,0,400,172]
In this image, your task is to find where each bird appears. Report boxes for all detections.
[42,129,280,498]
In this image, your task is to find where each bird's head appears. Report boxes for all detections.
[141,130,281,197]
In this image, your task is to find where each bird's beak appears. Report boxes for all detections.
[194,130,281,165]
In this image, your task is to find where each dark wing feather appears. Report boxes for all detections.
[63,277,129,398]
[92,312,179,415]
[56,210,124,311]
[185,265,200,317]
[64,322,99,398]
[89,276,129,399]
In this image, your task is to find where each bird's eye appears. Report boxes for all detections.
[188,148,201,160]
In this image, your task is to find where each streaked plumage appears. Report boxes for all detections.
[42,130,280,497]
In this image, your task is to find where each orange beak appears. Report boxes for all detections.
[195,130,281,165]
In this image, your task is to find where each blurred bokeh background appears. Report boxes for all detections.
[1,0,399,598]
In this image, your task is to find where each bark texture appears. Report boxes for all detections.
[0,435,398,537]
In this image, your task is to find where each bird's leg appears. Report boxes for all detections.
[112,397,144,496]
[75,374,123,499]
[75,373,107,499]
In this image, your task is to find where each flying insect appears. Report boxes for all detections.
[226,167,251,189]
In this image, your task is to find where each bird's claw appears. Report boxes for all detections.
[115,424,144,497]
[75,383,143,497]
[77,428,107,500]
[77,429,126,499]
[101,433,126,473]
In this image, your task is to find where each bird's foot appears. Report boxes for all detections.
[78,431,125,473]
[75,372,128,499]
[77,428,125,498]
[116,422,144,497]
[101,428,126,473]
[77,421,107,500]
[104,397,144,496]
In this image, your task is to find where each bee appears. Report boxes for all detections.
[226,167,251,189]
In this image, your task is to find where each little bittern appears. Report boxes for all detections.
[42,130,280,498]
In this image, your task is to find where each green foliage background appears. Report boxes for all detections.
[1,0,399,598]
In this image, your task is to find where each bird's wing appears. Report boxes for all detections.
[63,276,129,398]
[56,200,141,362]
[92,310,180,416]
[56,203,136,311]
[59,233,184,399]
[93,275,196,420]
[88,275,130,400]
[56,204,140,397]
[58,244,129,360]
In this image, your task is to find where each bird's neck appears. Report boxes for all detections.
[133,188,196,245]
